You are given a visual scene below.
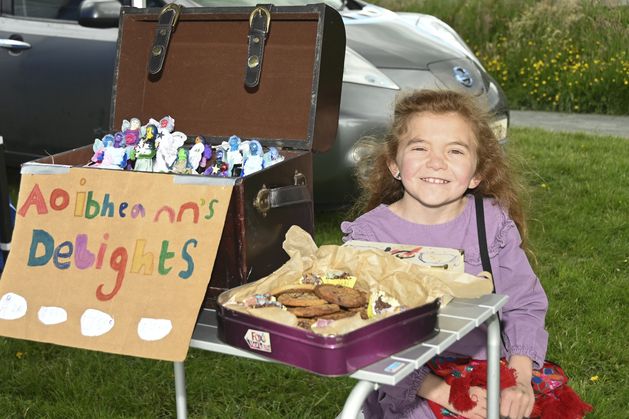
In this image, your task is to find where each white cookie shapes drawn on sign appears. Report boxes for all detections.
[0,292,27,320]
[80,309,115,337]
[38,306,68,325]
[137,318,173,341]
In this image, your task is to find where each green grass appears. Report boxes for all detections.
[1,127,627,417]
[509,128,628,417]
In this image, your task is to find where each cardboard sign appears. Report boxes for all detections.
[0,167,232,361]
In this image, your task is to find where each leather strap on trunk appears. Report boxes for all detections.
[148,3,182,76]
[268,183,311,209]
[245,5,272,88]
[253,171,311,217]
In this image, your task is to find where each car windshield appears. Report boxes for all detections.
[191,0,346,11]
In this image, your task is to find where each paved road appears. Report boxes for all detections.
[510,110,629,138]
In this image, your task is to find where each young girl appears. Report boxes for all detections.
[341,90,590,419]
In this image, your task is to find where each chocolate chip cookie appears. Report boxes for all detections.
[277,292,328,307]
[314,284,367,308]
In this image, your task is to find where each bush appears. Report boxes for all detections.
[371,0,629,115]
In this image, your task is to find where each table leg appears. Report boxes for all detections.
[486,314,501,419]
[174,361,188,419]
[338,380,376,419]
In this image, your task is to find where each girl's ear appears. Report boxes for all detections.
[468,175,481,189]
[387,159,400,180]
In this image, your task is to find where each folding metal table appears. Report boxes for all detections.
[173,294,508,419]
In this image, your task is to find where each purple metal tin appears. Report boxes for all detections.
[216,295,439,376]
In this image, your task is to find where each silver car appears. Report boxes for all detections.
[0,0,509,205]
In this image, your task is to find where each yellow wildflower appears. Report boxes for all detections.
[16,351,25,359]
[590,375,599,382]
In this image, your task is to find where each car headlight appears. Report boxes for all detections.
[490,116,509,144]
[343,47,399,90]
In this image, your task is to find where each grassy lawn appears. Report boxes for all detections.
[0,127,627,417]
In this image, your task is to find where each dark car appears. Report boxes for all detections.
[0,0,509,205]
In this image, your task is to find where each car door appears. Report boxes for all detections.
[0,0,120,165]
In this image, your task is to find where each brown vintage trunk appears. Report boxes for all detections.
[32,4,345,308]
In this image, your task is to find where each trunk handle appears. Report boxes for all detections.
[253,170,310,217]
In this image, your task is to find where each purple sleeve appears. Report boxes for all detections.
[363,367,433,418]
[494,223,549,369]
[340,219,377,242]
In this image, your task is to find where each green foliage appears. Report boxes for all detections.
[371,0,629,115]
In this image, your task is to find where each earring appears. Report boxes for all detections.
[395,172,401,180]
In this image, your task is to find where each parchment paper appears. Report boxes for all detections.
[221,226,493,335]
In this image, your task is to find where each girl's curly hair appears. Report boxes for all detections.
[352,89,530,249]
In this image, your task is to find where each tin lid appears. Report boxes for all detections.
[111,4,345,152]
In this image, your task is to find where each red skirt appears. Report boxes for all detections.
[426,356,592,419]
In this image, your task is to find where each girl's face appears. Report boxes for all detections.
[388,111,481,218]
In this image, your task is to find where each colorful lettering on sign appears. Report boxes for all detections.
[16,183,220,224]
[26,229,200,301]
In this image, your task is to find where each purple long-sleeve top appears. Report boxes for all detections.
[340,196,548,418]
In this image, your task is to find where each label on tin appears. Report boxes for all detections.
[244,329,272,353]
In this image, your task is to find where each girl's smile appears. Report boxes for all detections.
[421,177,448,184]
[387,111,481,224]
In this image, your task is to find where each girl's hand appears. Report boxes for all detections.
[500,380,534,419]
[501,355,535,419]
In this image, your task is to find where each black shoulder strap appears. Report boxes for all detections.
[475,194,507,350]
[474,194,495,292]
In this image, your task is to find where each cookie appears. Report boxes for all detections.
[318,310,358,320]
[288,304,340,318]
[277,292,328,307]
[314,284,366,308]
[270,283,316,296]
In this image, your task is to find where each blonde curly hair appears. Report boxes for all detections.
[352,89,529,249]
